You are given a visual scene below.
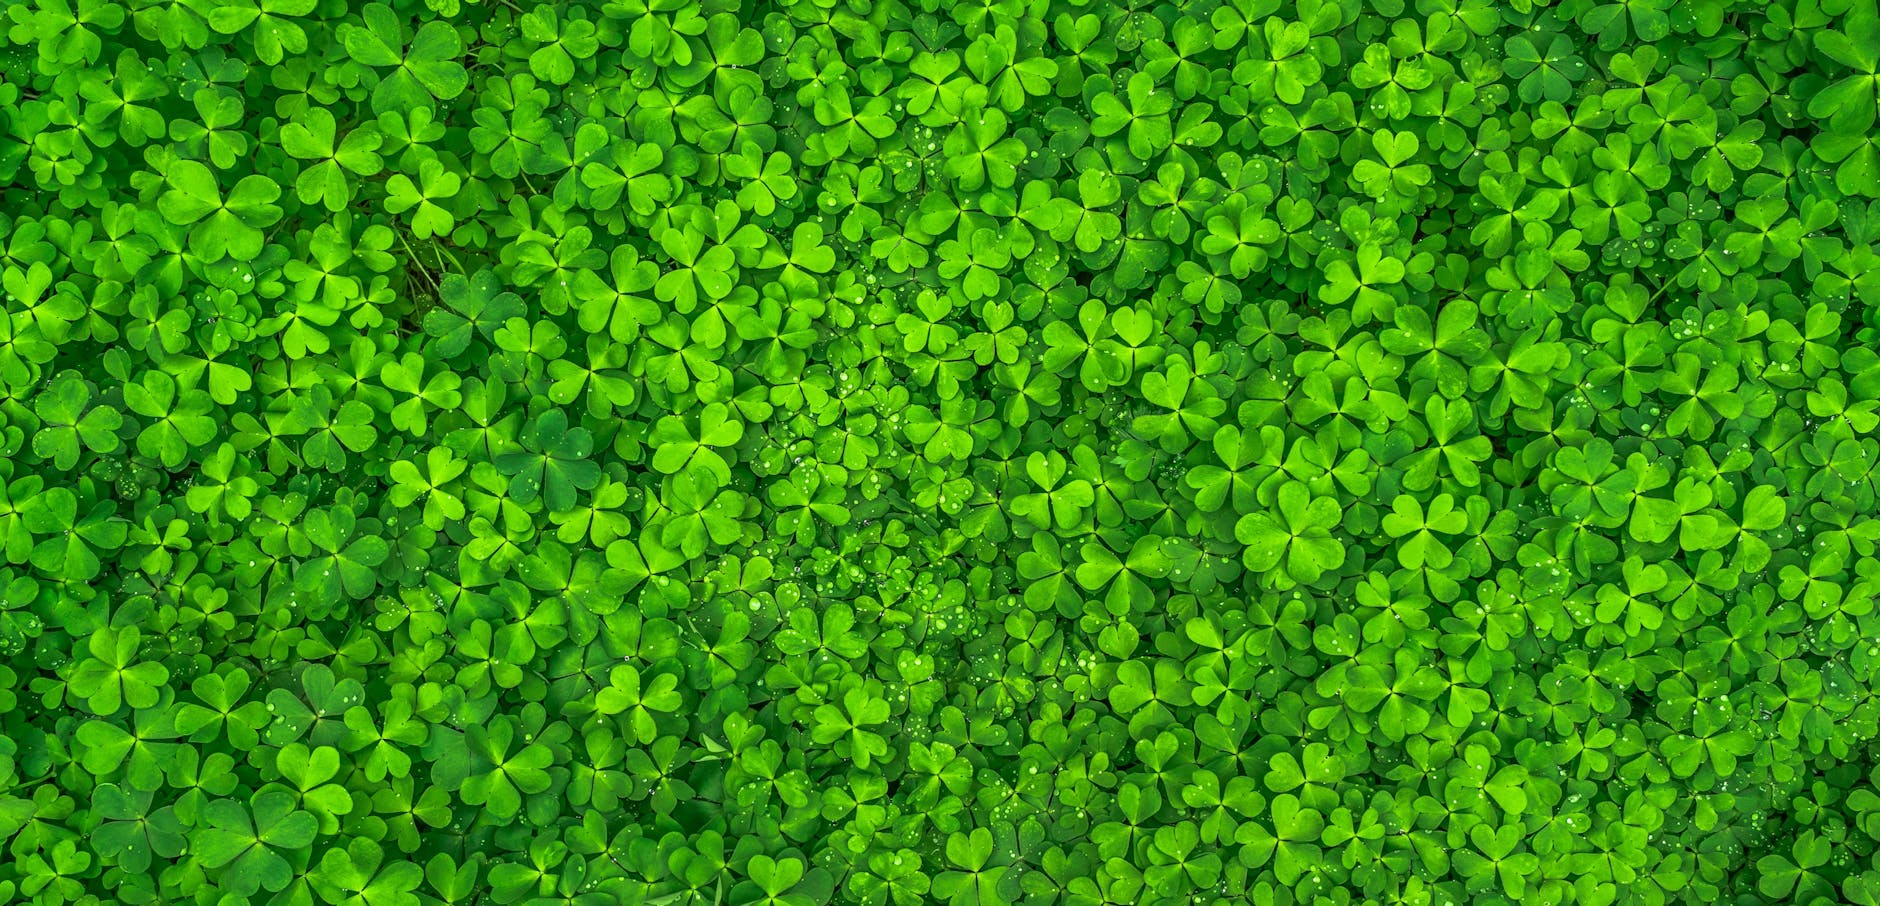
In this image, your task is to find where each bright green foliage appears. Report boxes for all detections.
[4,0,1880,903]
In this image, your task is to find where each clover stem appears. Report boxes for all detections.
[431,238,463,275]
[395,231,441,294]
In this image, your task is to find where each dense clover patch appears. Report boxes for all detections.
[2,0,1880,902]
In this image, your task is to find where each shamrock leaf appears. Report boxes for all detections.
[341,3,469,112]
[157,160,283,262]
[192,791,319,897]
[1236,482,1346,587]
